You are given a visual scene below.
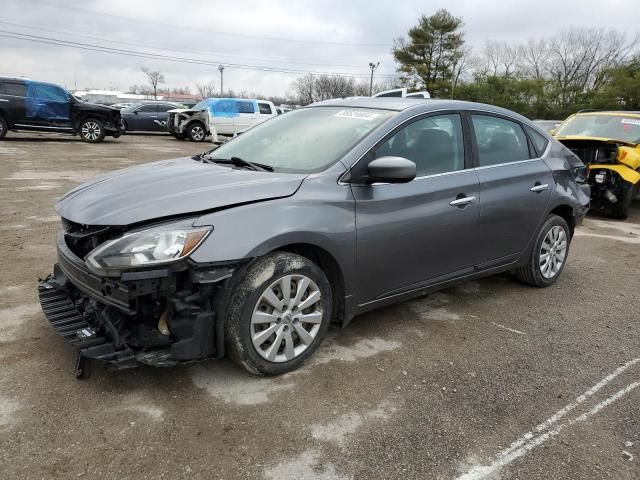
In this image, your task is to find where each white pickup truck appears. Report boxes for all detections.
[166,98,278,142]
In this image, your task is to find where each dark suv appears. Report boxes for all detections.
[38,98,590,378]
[0,77,124,143]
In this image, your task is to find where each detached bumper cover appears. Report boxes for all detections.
[38,272,137,368]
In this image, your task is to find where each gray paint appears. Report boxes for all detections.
[56,157,306,226]
[55,98,589,323]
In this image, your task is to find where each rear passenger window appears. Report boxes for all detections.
[2,82,27,96]
[471,115,530,166]
[137,104,156,112]
[157,104,175,112]
[375,114,465,177]
[526,126,549,156]
[237,101,255,114]
[258,103,272,115]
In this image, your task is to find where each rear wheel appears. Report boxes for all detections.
[0,116,7,140]
[515,214,570,287]
[225,252,332,375]
[79,118,106,143]
[608,182,633,220]
[187,122,206,142]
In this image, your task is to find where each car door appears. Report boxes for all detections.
[351,113,479,305]
[0,81,27,126]
[257,101,275,124]
[131,104,159,131]
[233,100,257,132]
[470,113,554,269]
[153,104,174,131]
[210,100,235,135]
[23,82,71,128]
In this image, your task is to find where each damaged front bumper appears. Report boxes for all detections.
[38,232,238,374]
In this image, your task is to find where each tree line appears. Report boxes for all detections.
[291,9,639,119]
[392,9,639,119]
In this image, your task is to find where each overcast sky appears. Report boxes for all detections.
[1,0,639,97]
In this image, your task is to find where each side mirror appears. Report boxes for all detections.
[367,156,416,183]
[549,128,557,136]
[133,110,139,115]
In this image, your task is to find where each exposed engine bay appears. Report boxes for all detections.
[38,218,244,377]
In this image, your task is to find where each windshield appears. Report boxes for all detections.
[206,107,396,173]
[192,100,210,111]
[556,114,640,144]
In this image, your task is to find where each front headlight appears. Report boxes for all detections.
[86,225,211,274]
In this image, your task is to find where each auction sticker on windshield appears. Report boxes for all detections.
[621,118,640,126]
[334,110,380,121]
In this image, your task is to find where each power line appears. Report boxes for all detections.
[0,30,399,78]
[27,0,396,48]
[0,17,376,69]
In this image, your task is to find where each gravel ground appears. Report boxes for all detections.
[0,132,638,480]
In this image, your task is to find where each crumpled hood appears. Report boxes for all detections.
[56,157,306,226]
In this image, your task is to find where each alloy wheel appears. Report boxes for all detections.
[190,125,205,141]
[539,225,567,279]
[81,121,101,141]
[250,274,323,363]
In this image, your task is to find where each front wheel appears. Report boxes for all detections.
[187,122,206,142]
[515,214,570,287]
[79,118,106,143]
[225,252,332,375]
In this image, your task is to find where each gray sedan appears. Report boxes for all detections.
[39,98,590,378]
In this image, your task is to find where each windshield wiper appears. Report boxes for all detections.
[203,156,273,172]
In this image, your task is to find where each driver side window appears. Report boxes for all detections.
[375,114,465,177]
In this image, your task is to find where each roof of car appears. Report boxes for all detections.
[309,97,530,120]
[574,110,640,117]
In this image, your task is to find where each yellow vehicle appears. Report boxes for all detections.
[553,111,640,219]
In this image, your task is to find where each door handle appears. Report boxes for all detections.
[530,183,549,193]
[450,196,476,207]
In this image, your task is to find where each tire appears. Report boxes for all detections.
[79,118,106,143]
[225,252,332,375]
[187,122,206,142]
[515,214,571,288]
[0,116,7,140]
[608,182,633,220]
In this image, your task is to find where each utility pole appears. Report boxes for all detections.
[368,62,380,96]
[218,65,225,96]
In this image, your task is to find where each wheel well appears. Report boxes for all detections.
[550,205,575,237]
[274,244,346,325]
[0,109,10,127]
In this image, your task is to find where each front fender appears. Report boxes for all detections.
[590,163,640,184]
[189,170,357,296]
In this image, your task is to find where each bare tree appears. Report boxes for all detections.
[293,74,315,105]
[141,67,165,99]
[479,41,520,77]
[195,80,216,99]
[546,28,637,108]
[519,38,550,80]
[451,46,471,98]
